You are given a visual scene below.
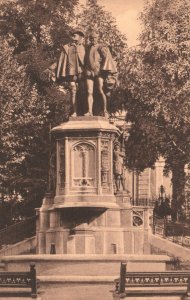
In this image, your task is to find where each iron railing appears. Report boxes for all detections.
[130,198,155,207]
[114,262,190,296]
[0,216,36,248]
[0,263,37,298]
[153,215,190,248]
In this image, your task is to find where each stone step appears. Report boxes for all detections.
[38,276,186,300]
[37,279,114,300]
[0,288,41,300]
[39,275,116,283]
[1,254,170,275]
[0,254,173,300]
[0,298,41,300]
[0,262,5,270]
[38,273,116,299]
[0,295,41,300]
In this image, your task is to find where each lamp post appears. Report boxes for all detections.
[160,185,165,201]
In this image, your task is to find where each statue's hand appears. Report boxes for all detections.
[41,69,56,82]
[40,69,51,81]
[104,73,117,91]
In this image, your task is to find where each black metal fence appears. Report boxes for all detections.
[0,216,36,248]
[0,263,37,298]
[114,262,190,298]
[153,216,166,236]
[130,198,155,207]
[153,215,190,248]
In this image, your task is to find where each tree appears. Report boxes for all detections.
[123,0,190,219]
[0,37,49,216]
[0,0,128,218]
[0,0,79,52]
[78,0,127,71]
[0,0,79,121]
[0,0,80,216]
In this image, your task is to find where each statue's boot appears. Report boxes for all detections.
[104,110,109,118]
[84,111,93,117]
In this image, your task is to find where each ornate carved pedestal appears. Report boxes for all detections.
[37,117,150,254]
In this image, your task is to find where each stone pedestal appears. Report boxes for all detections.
[67,223,95,254]
[37,117,151,254]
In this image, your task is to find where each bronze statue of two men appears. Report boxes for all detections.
[48,28,117,117]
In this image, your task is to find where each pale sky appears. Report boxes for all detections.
[80,0,145,47]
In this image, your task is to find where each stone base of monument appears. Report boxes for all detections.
[36,192,150,255]
[30,116,164,299]
[36,117,151,256]
[0,254,173,300]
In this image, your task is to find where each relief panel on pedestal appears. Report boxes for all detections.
[48,145,56,194]
[101,139,111,193]
[71,142,96,193]
[58,141,65,194]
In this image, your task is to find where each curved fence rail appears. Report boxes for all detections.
[0,216,36,248]
[153,215,190,248]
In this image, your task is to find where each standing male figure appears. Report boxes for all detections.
[85,31,117,117]
[113,144,126,192]
[49,28,85,117]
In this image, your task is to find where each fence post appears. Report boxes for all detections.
[184,275,190,300]
[153,212,155,234]
[30,263,37,298]
[163,217,166,238]
[119,262,126,295]
[173,227,175,242]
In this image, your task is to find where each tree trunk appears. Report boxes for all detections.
[171,161,186,221]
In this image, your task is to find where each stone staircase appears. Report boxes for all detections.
[0,216,36,249]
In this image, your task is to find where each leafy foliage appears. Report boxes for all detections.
[0,0,78,52]
[78,0,127,71]
[1,0,190,222]
[0,0,128,219]
[123,0,190,215]
[0,0,80,218]
[0,0,79,121]
[0,37,49,214]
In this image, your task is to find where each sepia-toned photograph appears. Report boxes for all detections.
[0,0,190,299]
